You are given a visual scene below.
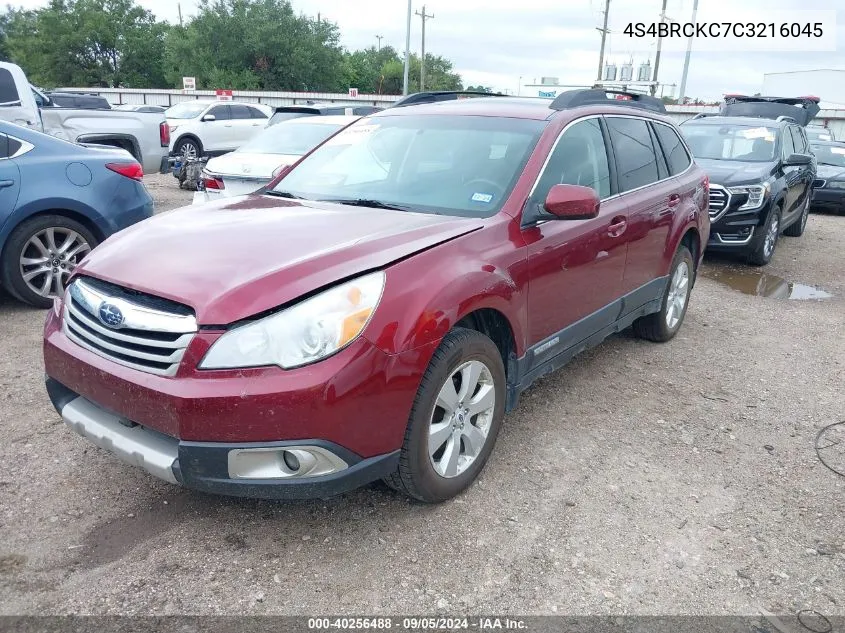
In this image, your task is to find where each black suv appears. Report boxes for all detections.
[680,96,818,265]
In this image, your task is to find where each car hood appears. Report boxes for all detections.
[205,152,300,179]
[695,158,775,186]
[816,164,845,181]
[75,196,483,324]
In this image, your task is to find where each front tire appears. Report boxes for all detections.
[0,215,97,308]
[174,136,202,160]
[385,328,506,503]
[633,245,694,343]
[748,205,781,266]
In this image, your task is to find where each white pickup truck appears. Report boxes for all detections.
[0,62,169,174]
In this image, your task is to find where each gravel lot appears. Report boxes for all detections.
[1,173,843,616]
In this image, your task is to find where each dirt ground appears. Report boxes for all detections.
[0,173,843,616]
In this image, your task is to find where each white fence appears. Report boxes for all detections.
[57,87,845,138]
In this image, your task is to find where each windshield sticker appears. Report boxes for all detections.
[324,124,380,146]
[741,127,773,139]
[832,147,845,155]
[471,192,494,203]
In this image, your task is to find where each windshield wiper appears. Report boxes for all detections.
[818,161,844,167]
[321,198,412,211]
[266,190,305,199]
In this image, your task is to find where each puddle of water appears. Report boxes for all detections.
[701,267,834,300]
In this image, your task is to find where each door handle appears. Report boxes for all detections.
[0,180,14,189]
[608,215,627,237]
[667,193,681,207]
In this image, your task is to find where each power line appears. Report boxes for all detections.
[415,4,434,91]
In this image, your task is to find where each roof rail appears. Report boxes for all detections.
[390,91,505,108]
[549,89,666,114]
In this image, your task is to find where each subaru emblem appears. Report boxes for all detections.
[98,302,125,328]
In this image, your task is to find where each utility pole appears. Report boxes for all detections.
[651,0,668,96]
[177,3,183,27]
[596,0,611,82]
[403,0,412,95]
[415,5,434,91]
[678,0,699,104]
[375,35,383,52]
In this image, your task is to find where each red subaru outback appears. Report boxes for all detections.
[43,90,709,503]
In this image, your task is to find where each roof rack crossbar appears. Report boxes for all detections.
[390,90,506,108]
[549,89,666,114]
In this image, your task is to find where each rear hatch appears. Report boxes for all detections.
[720,95,821,126]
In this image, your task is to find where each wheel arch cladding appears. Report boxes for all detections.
[454,308,517,383]
[681,228,700,269]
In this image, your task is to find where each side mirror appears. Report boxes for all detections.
[784,153,811,166]
[201,114,216,122]
[544,184,600,220]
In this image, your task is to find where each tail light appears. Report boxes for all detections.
[160,121,170,147]
[106,162,144,181]
[203,175,225,190]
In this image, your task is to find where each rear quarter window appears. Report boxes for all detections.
[0,68,21,105]
[653,123,692,176]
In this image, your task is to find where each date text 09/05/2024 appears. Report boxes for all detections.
[307,617,528,630]
[624,22,823,38]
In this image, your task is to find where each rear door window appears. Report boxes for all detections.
[653,123,692,175]
[229,104,252,120]
[208,105,231,120]
[248,106,268,119]
[605,116,660,192]
[0,69,21,105]
[789,126,808,154]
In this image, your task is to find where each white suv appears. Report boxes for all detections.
[166,101,271,158]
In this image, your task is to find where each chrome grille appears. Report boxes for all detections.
[63,278,197,376]
[708,185,730,220]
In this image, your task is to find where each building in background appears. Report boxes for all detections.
[762,69,845,109]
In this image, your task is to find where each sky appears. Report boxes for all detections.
[10,0,845,100]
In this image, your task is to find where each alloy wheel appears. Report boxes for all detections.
[19,227,91,299]
[665,261,690,330]
[428,360,496,478]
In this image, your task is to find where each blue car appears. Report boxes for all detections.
[0,121,153,307]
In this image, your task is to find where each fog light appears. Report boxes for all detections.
[282,450,300,472]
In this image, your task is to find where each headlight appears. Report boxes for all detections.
[199,272,385,370]
[828,180,845,189]
[727,183,769,211]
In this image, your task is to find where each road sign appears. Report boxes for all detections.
[182,77,196,91]
[348,88,359,98]
[216,89,233,101]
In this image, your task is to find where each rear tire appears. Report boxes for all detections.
[633,245,694,343]
[384,328,506,503]
[0,215,97,308]
[174,136,203,160]
[748,205,781,266]
[783,195,810,237]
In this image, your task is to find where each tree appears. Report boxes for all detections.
[1,0,167,88]
[466,85,493,93]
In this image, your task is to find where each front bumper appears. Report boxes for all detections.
[706,198,769,250]
[48,378,399,499]
[811,188,845,212]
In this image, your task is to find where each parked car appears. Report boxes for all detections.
[0,62,170,174]
[166,101,271,158]
[806,125,835,142]
[267,103,381,127]
[44,92,111,110]
[114,104,167,114]
[0,121,153,308]
[809,140,845,213]
[43,89,708,503]
[193,115,359,204]
[680,95,818,265]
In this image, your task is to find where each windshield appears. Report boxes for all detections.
[273,114,545,218]
[166,102,209,119]
[807,128,834,142]
[238,121,344,155]
[811,144,845,167]
[681,124,778,162]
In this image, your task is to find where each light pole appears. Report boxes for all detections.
[678,0,699,103]
[518,76,522,96]
[403,0,412,95]
[651,0,669,95]
[375,34,383,52]
[415,5,434,91]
